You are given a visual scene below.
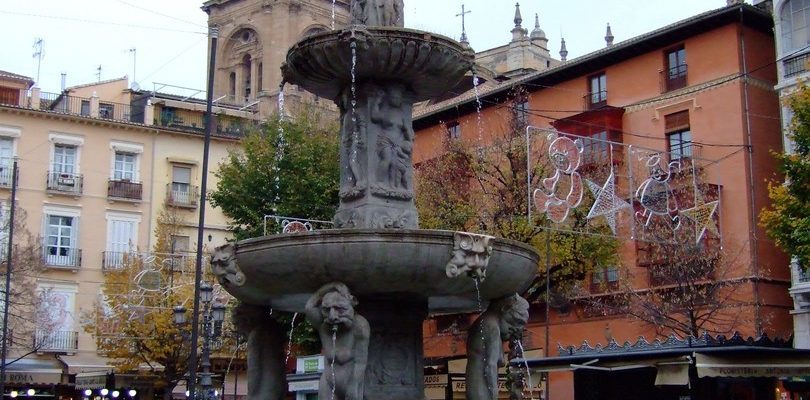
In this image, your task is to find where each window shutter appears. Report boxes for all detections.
[665,110,690,132]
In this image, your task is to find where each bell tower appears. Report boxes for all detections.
[202,0,350,116]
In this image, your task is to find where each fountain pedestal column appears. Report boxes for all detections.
[358,296,427,400]
[333,82,419,229]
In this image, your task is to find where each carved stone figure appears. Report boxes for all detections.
[351,0,404,27]
[466,294,530,400]
[339,90,367,200]
[445,232,494,281]
[305,283,370,400]
[371,85,414,197]
[232,302,286,400]
[211,243,246,287]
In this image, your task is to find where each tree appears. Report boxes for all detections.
[761,84,810,270]
[210,108,340,240]
[415,92,620,298]
[578,218,750,338]
[82,206,238,399]
[0,206,53,363]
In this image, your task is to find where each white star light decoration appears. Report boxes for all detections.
[681,200,720,244]
[585,172,632,235]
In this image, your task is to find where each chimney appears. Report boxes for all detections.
[61,73,67,92]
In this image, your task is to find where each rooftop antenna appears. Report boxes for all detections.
[456,4,471,45]
[96,65,102,82]
[32,38,44,85]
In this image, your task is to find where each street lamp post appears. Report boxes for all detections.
[174,282,225,400]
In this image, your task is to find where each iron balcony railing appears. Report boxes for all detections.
[42,247,82,268]
[98,101,133,122]
[0,161,13,188]
[796,264,810,284]
[784,52,810,78]
[46,171,83,195]
[102,250,195,272]
[157,110,258,138]
[34,329,79,352]
[167,183,199,208]
[107,179,143,200]
[662,63,688,92]
[40,91,90,116]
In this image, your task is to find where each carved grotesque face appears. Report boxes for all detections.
[321,292,355,327]
[499,303,529,341]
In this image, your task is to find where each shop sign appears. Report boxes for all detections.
[288,380,319,392]
[76,373,109,389]
[423,375,448,386]
[451,379,507,392]
[6,371,61,385]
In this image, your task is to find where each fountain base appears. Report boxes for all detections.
[360,296,427,400]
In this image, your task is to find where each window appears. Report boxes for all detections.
[53,144,77,175]
[114,152,136,181]
[242,54,252,101]
[80,100,90,117]
[665,46,687,91]
[581,131,609,165]
[99,103,114,119]
[591,265,619,292]
[169,165,195,206]
[446,121,461,140]
[781,0,810,53]
[668,130,692,160]
[515,100,529,126]
[257,63,263,93]
[36,283,78,351]
[0,137,13,186]
[229,72,236,99]
[45,214,79,267]
[171,235,190,253]
[105,215,138,269]
[665,110,692,160]
[588,73,607,108]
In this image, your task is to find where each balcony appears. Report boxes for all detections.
[107,179,143,201]
[584,90,608,110]
[34,329,78,352]
[42,247,82,269]
[167,183,199,208]
[784,52,810,78]
[46,171,83,196]
[662,64,688,92]
[0,163,13,188]
[791,262,810,298]
[102,251,140,271]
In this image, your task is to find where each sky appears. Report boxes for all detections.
[1,0,738,95]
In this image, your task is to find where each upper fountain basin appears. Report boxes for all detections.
[225,229,539,314]
[281,27,475,102]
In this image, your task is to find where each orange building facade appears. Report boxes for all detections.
[413,4,793,399]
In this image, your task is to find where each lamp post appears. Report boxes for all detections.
[174,282,225,400]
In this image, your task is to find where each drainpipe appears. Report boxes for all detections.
[739,6,762,335]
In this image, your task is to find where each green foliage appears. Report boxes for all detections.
[761,85,810,269]
[210,109,340,240]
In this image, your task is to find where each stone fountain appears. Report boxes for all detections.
[212,2,540,399]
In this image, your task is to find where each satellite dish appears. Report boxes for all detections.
[131,81,141,91]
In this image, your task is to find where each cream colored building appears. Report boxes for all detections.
[0,71,254,398]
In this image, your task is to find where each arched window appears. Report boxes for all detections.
[781,0,810,53]
[242,54,252,101]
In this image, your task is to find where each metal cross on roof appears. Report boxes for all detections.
[456,4,471,44]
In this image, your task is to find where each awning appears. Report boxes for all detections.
[2,357,64,386]
[695,353,810,378]
[75,372,110,390]
[59,354,113,375]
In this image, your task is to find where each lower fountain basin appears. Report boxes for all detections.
[226,229,539,314]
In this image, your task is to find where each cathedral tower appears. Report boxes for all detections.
[202,0,350,116]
